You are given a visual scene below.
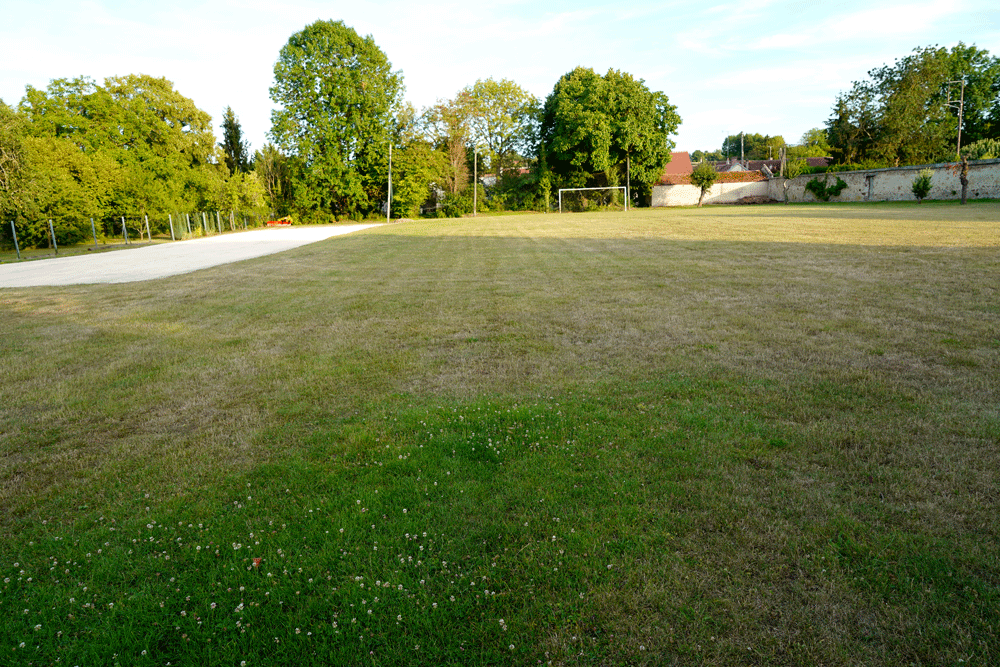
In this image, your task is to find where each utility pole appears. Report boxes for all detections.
[946,78,966,159]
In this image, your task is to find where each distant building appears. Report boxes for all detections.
[711,157,832,173]
[664,151,693,176]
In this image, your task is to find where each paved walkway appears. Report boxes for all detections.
[0,225,379,288]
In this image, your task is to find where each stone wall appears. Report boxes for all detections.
[652,159,1000,206]
[651,180,773,207]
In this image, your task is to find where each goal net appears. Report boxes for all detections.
[557,186,629,213]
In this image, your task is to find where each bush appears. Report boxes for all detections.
[911,169,933,203]
[805,176,848,201]
[689,161,718,207]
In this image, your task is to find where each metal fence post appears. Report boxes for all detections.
[201,212,207,233]
[48,219,58,254]
[122,216,129,245]
[216,211,222,234]
[168,214,175,241]
[10,221,20,260]
[186,213,192,235]
[144,214,152,242]
[90,217,98,247]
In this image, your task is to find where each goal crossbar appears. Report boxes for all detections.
[557,186,629,213]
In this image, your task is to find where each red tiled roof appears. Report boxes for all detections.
[657,170,768,186]
[663,152,693,175]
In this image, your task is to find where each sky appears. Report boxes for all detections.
[3,0,999,156]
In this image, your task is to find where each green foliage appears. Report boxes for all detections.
[721,132,785,160]
[539,67,680,198]
[390,141,448,218]
[692,149,724,162]
[0,101,27,230]
[911,169,933,202]
[961,138,1000,160]
[784,158,807,180]
[689,161,718,207]
[825,161,889,172]
[786,129,832,159]
[252,143,292,215]
[10,74,218,246]
[827,43,1000,166]
[220,106,250,175]
[269,20,402,219]
[438,183,486,217]
[421,93,474,195]
[805,176,848,201]
[465,79,538,182]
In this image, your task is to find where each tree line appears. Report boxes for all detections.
[692,43,1000,170]
[1,19,681,247]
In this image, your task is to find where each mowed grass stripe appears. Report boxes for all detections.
[1,203,998,666]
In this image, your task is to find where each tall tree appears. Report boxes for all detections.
[827,44,1000,166]
[465,78,538,179]
[0,101,26,225]
[220,106,250,175]
[539,67,680,198]
[14,74,216,228]
[269,19,402,219]
[422,92,474,194]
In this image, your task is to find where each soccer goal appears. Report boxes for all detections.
[557,186,629,213]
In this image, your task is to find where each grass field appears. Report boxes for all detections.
[2,202,998,666]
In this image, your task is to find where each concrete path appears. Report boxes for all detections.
[0,225,379,288]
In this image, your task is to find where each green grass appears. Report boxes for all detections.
[2,203,998,665]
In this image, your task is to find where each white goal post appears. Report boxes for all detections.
[557,186,629,213]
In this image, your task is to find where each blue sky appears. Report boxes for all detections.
[3,0,998,155]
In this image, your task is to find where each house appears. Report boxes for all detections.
[664,151,693,175]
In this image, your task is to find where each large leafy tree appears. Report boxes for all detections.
[465,78,538,180]
[269,19,402,219]
[0,101,27,227]
[827,44,1000,166]
[422,92,474,195]
[539,67,680,199]
[220,106,250,175]
[18,74,216,216]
